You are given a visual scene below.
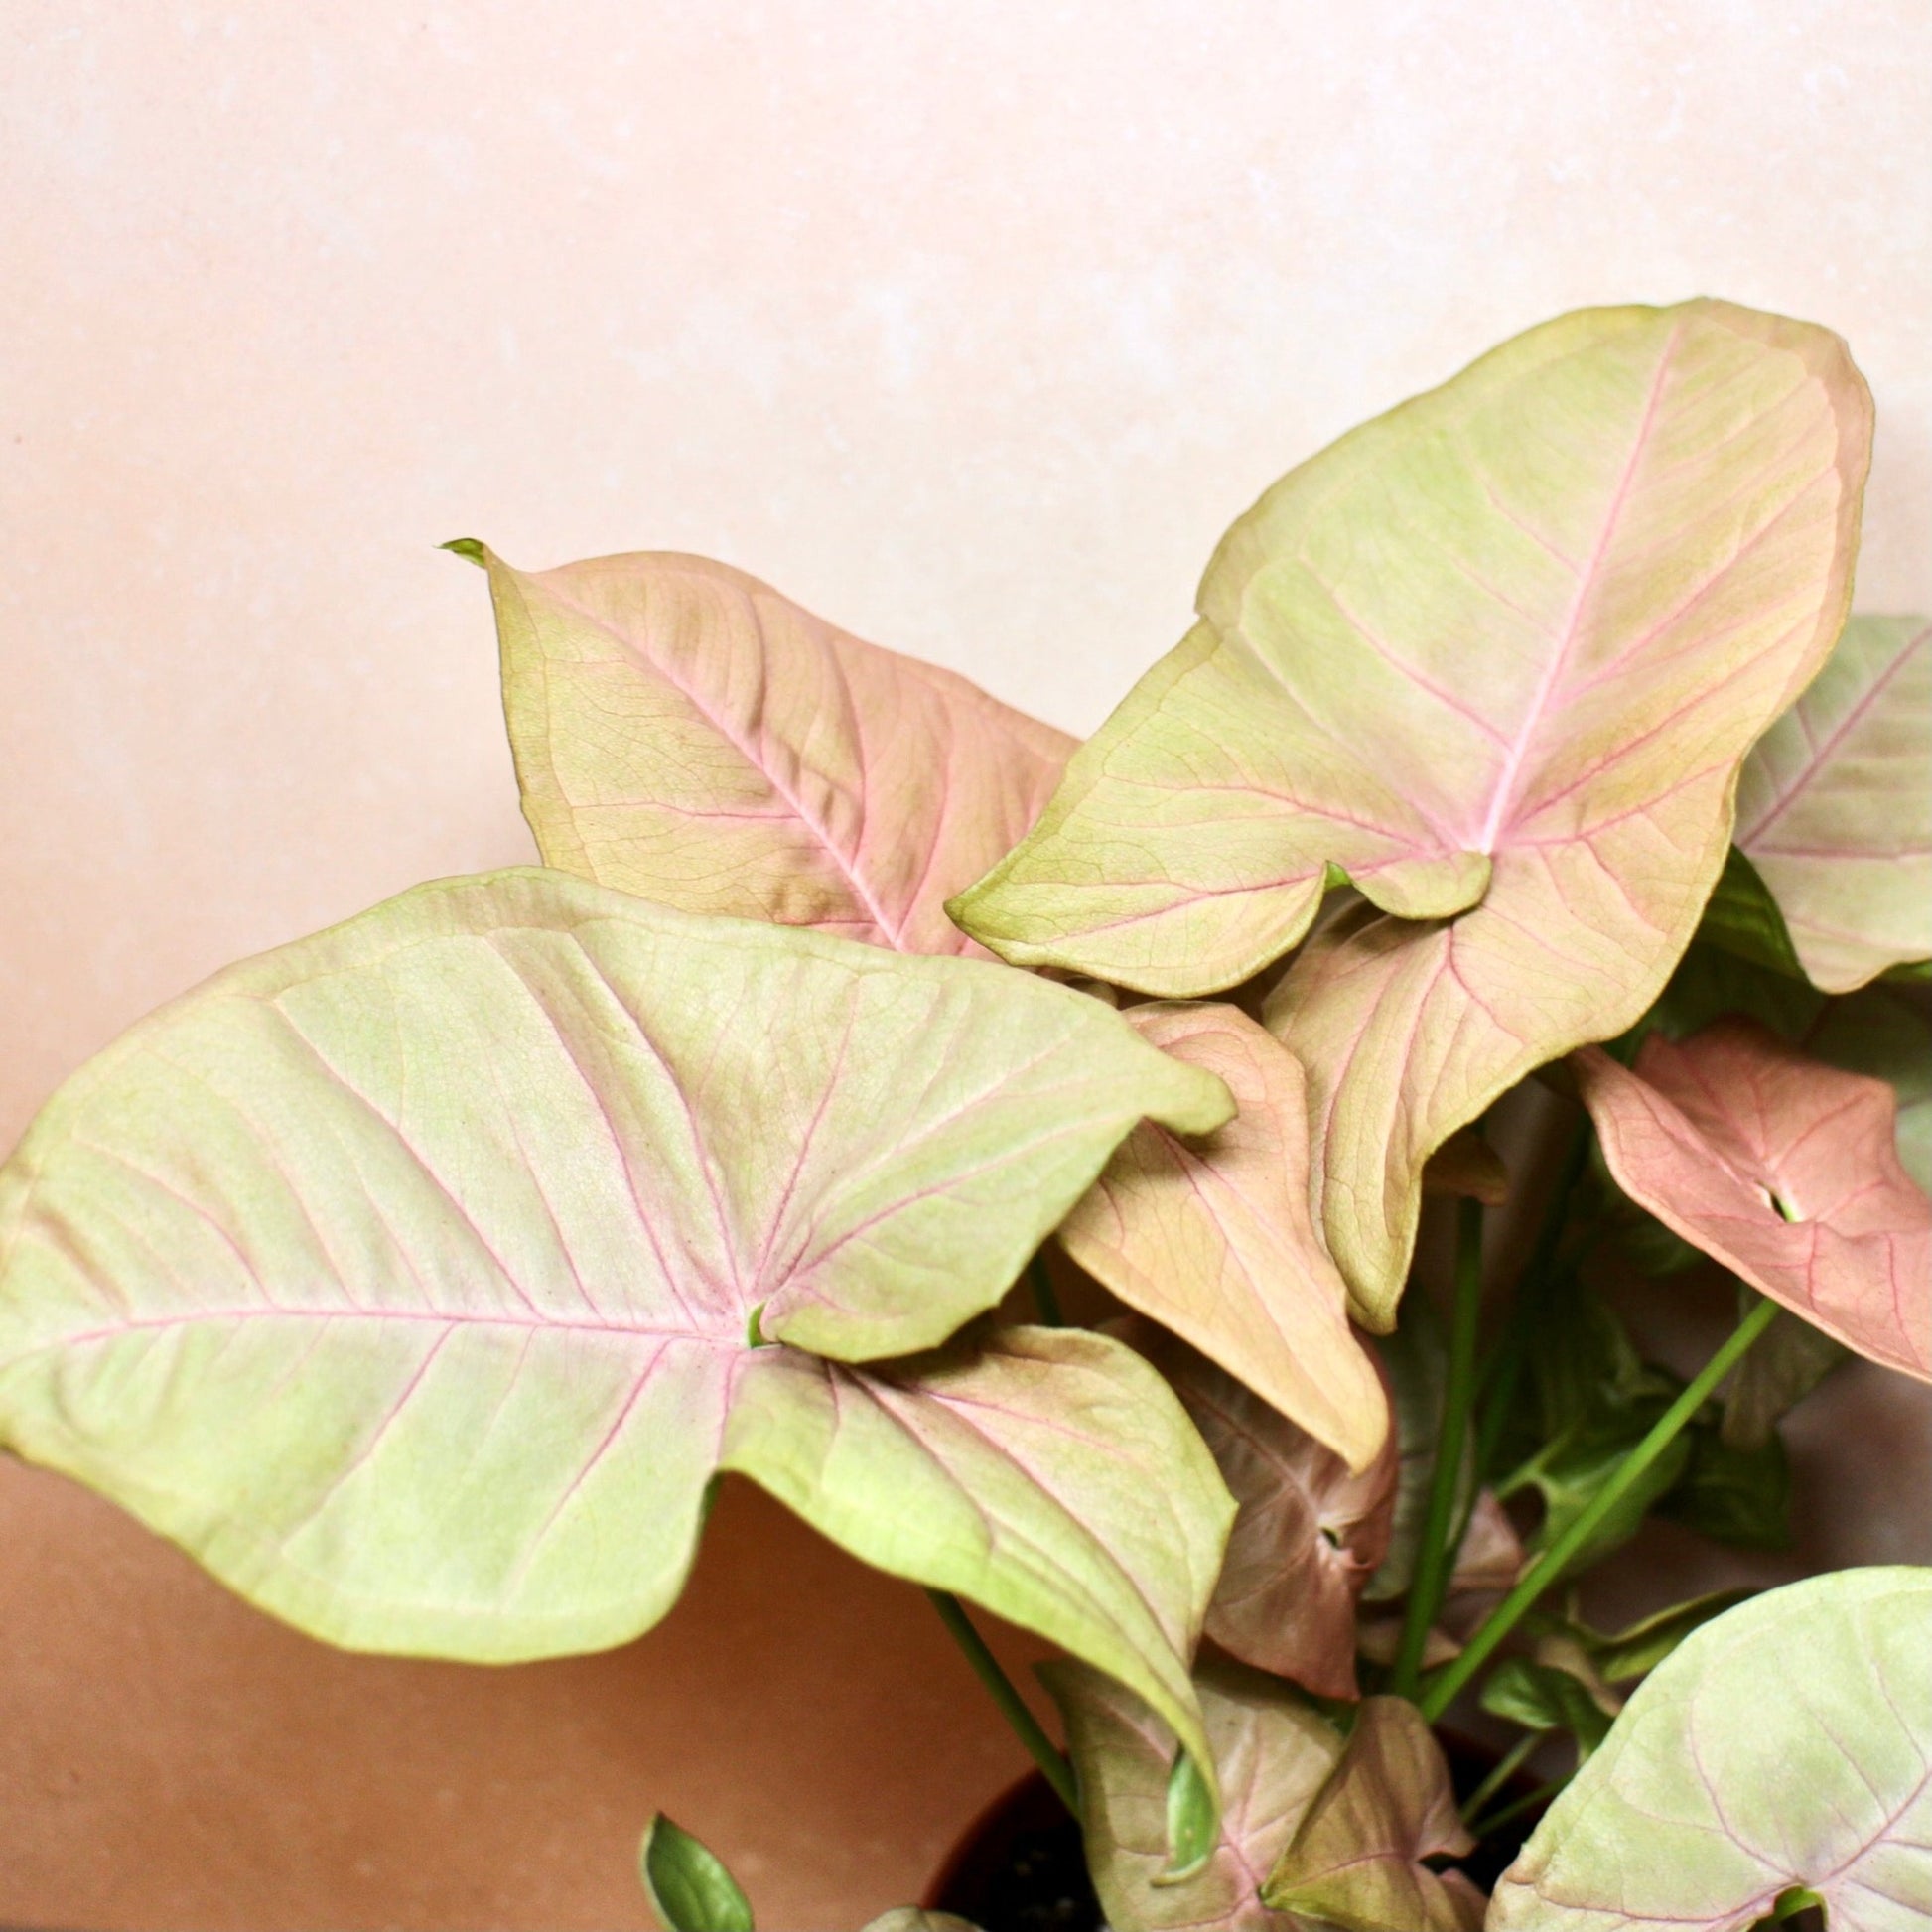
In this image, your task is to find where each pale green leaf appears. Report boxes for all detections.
[1737,615,1932,991]
[0,870,1230,1773]
[473,546,1073,956]
[954,300,1870,1322]
[723,1328,1234,1793]
[1045,1657,1341,1932]
[640,1814,755,1932]
[1490,1568,1932,1931]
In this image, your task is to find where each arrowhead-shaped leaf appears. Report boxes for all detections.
[473,546,1074,955]
[1045,1657,1342,1932]
[1736,614,1932,990]
[1131,1326,1396,1698]
[1575,1019,1931,1379]
[1261,1696,1484,1931]
[0,870,1234,1777]
[955,301,1871,1320]
[1490,1567,1932,1932]
[1059,1005,1388,1471]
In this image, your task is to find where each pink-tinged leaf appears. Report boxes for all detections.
[955,302,1870,1322]
[0,871,1232,1780]
[1045,1657,1343,1932]
[1261,1697,1484,1931]
[726,1328,1234,1797]
[1574,1019,1931,1380]
[1132,1325,1395,1698]
[1058,1005,1389,1471]
[1491,1567,1932,1932]
[1736,615,1932,991]
[475,547,1074,955]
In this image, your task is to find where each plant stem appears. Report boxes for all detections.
[1419,1295,1779,1723]
[1467,1771,1568,1841]
[926,1589,1077,1811]
[1457,1729,1543,1827]
[1390,1196,1485,1701]
[1027,1253,1064,1327]
[1471,1118,1592,1485]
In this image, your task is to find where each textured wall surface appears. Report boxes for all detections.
[3,5,1928,1927]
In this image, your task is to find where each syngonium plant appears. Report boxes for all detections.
[3,297,1929,1931]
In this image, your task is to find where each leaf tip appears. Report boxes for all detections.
[440,537,488,567]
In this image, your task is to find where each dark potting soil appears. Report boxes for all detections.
[925,1736,1545,1932]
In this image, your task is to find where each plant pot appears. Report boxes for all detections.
[923,1735,1548,1930]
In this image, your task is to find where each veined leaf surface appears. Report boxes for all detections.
[1736,614,1932,991]
[1261,1697,1483,1931]
[1046,1658,1341,1932]
[1491,1568,1932,1932]
[1133,1326,1395,1699]
[0,871,1232,1777]
[954,301,1869,1320]
[1576,1019,1931,1380]
[1058,1006,1387,1471]
[474,546,1073,954]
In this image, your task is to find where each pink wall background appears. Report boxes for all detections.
[5,2,1929,1155]
[3,6,1928,1927]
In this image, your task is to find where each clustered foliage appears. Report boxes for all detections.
[3,298,1929,1931]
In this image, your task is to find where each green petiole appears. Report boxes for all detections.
[926,1588,1077,1812]
[1390,1195,1485,1701]
[1419,1294,1780,1723]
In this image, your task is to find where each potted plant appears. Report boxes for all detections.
[2,296,1926,1932]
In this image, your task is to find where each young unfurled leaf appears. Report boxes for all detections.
[1045,1657,1341,1932]
[1575,1019,1932,1379]
[0,871,1234,1784]
[640,1814,755,1932]
[952,301,1870,1323]
[1736,614,1932,991]
[1262,1697,1484,1931]
[1061,1006,1389,1471]
[1490,1568,1932,1931]
[1136,1327,1396,1698]
[471,546,1073,955]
